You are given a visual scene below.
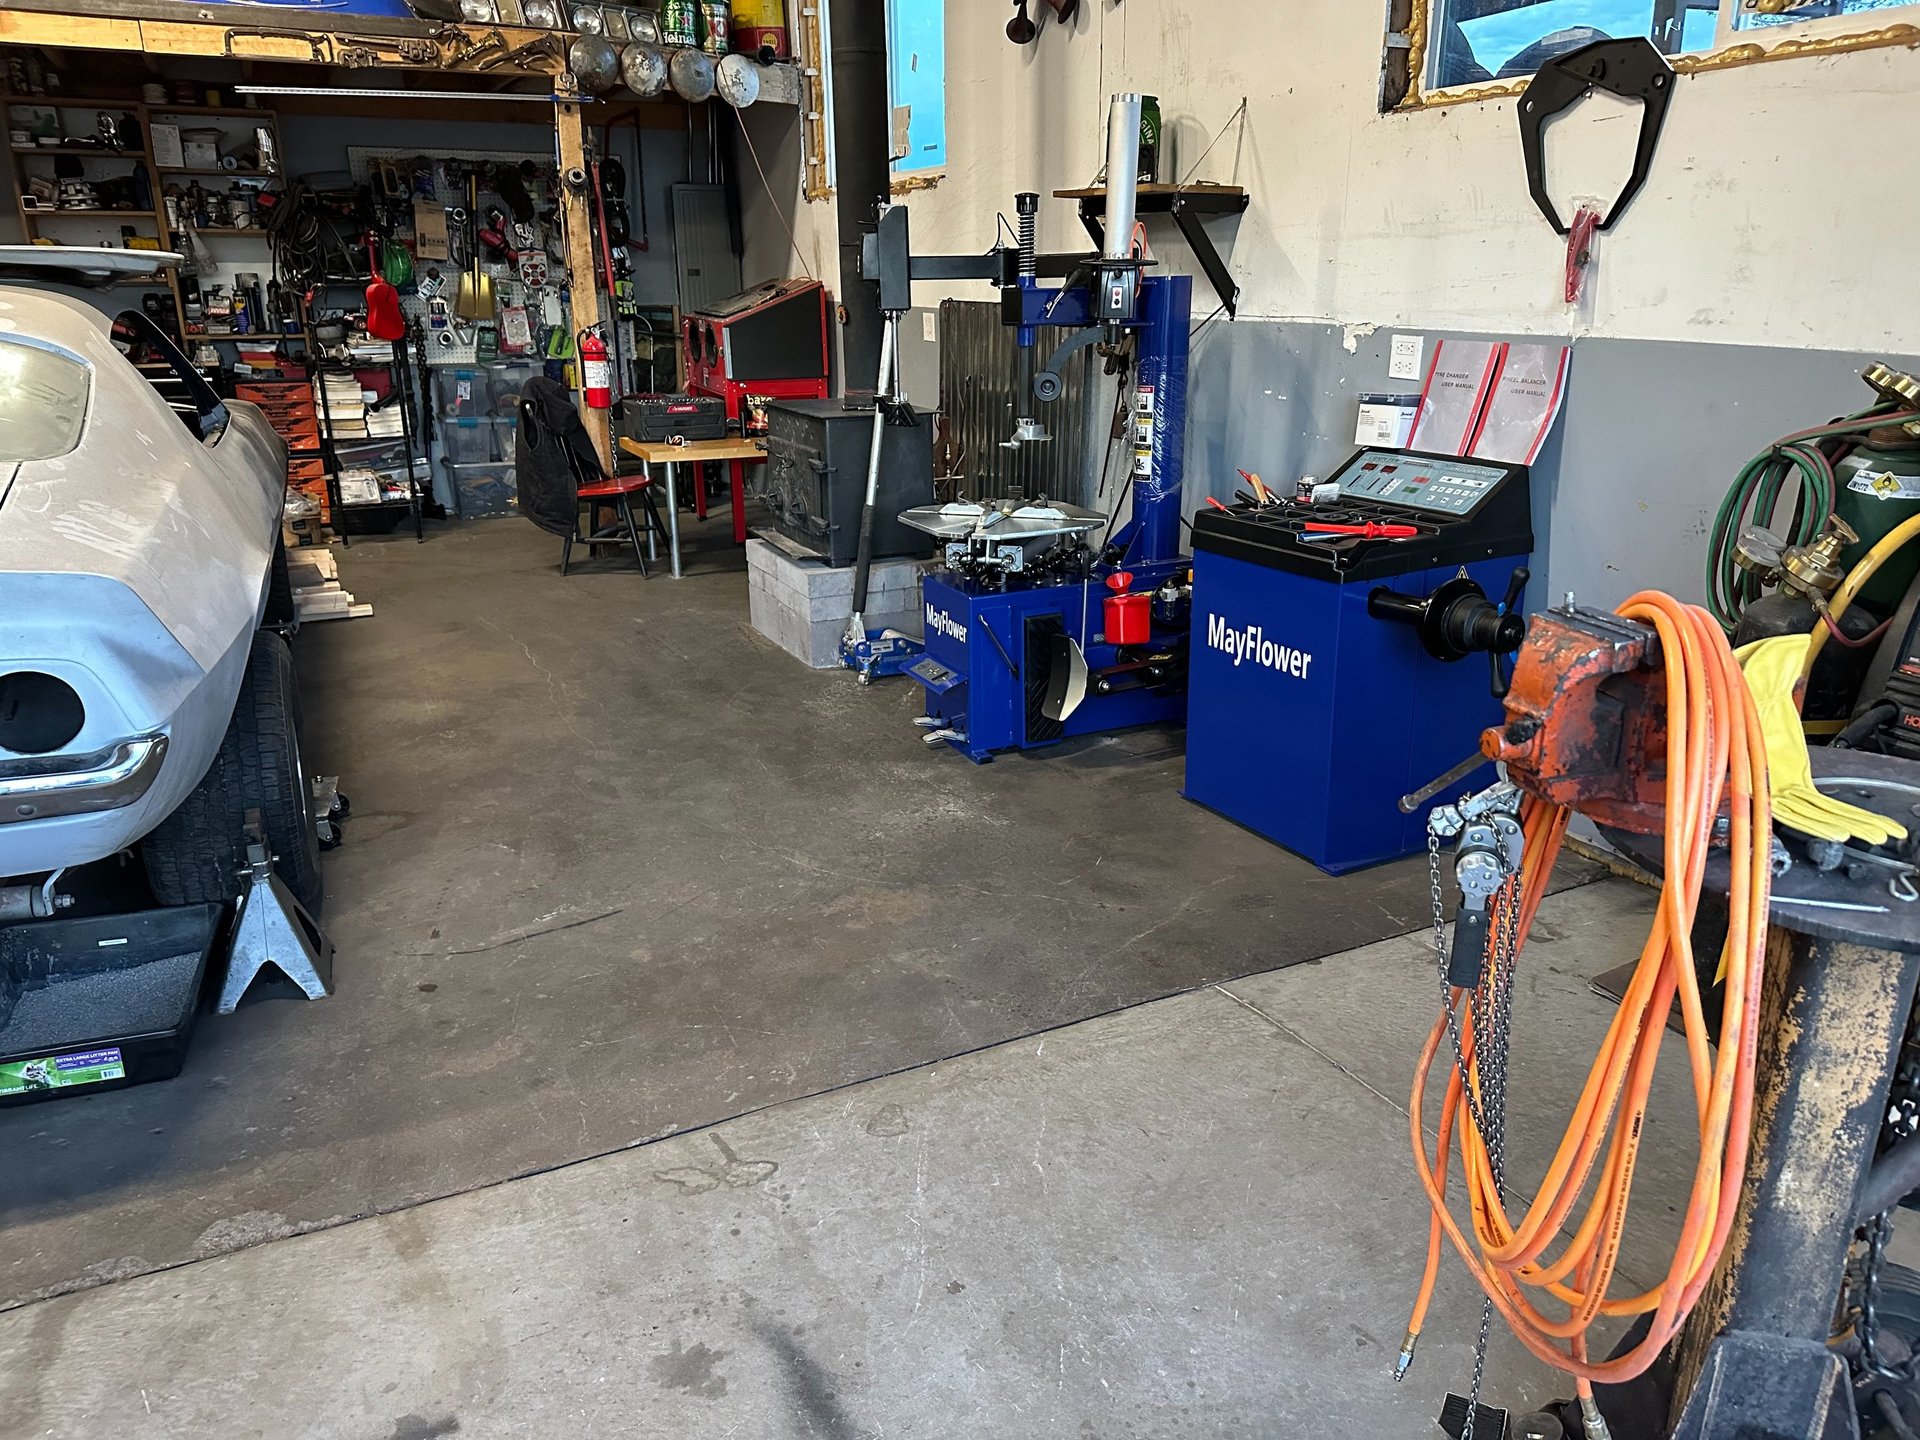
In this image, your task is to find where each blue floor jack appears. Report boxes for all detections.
[840,94,1205,757]
[838,272,928,686]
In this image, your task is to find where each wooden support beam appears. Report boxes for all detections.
[554,95,612,474]
[0,11,140,50]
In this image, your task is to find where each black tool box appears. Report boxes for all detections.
[617,392,729,444]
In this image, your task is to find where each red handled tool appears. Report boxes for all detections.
[1302,520,1419,539]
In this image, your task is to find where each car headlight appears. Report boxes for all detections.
[571,5,606,34]
[0,672,86,755]
[522,0,564,29]
[459,0,501,20]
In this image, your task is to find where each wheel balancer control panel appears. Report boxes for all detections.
[1189,446,1533,582]
[1337,450,1511,518]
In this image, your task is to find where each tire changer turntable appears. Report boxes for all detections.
[851,95,1196,763]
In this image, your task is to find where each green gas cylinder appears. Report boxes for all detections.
[1835,442,1920,610]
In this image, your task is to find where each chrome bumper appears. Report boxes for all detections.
[0,735,170,824]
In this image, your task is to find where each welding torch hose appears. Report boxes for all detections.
[1704,405,1910,633]
[1402,591,1772,1397]
[1800,509,1920,690]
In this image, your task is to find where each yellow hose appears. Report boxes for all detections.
[1800,512,1920,689]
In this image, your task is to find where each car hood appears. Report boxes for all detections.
[0,306,282,674]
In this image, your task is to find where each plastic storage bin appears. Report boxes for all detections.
[444,459,518,518]
[434,367,484,420]
[486,362,537,416]
[442,417,499,465]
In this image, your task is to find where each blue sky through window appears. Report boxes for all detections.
[1458,0,1658,72]
[889,0,947,174]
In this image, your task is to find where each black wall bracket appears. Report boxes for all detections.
[1517,37,1674,236]
[1063,184,1249,317]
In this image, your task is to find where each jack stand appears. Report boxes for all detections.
[217,814,334,1015]
[841,626,923,685]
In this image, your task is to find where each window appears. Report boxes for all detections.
[1401,0,1920,104]
[798,0,948,198]
[888,0,947,176]
[0,339,88,463]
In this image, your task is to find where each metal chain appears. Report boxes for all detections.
[1861,1209,1907,1381]
[1429,827,1448,960]
[1431,833,1489,1141]
[1464,873,1526,1440]
[1428,823,1526,1440]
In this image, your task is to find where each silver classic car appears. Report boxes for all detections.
[0,250,320,921]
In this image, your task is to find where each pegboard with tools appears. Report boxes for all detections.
[343,145,568,369]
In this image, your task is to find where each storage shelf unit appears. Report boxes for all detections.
[4,93,282,346]
[22,206,157,217]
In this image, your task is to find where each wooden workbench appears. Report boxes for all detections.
[618,435,768,578]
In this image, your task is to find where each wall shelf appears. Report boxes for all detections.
[7,91,283,354]
[147,104,276,119]
[23,207,158,218]
[12,146,147,158]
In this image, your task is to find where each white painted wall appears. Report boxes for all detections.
[748,0,1920,353]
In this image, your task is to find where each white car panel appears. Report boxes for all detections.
[0,288,289,877]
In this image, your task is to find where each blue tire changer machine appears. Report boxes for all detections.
[842,94,1197,762]
[1183,448,1535,874]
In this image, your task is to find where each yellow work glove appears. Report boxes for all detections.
[1736,633,1907,847]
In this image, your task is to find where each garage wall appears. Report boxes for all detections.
[832,1,1918,352]
[740,3,1920,609]
[277,111,690,311]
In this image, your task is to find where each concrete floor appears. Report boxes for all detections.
[7,520,1582,1311]
[0,878,1679,1440]
[0,516,1651,1437]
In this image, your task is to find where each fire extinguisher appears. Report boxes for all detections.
[579,328,612,409]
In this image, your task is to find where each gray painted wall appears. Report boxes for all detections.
[1178,319,1920,615]
[900,308,1920,613]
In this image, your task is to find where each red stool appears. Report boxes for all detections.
[563,474,670,577]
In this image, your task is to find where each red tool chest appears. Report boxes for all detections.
[680,278,831,543]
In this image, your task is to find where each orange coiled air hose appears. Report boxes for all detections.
[1401,591,1772,1407]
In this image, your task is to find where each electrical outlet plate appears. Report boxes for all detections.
[1390,333,1425,382]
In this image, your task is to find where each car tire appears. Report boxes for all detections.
[142,629,323,917]
[263,534,296,629]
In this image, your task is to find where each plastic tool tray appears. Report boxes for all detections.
[0,904,223,1106]
[1189,448,1533,581]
